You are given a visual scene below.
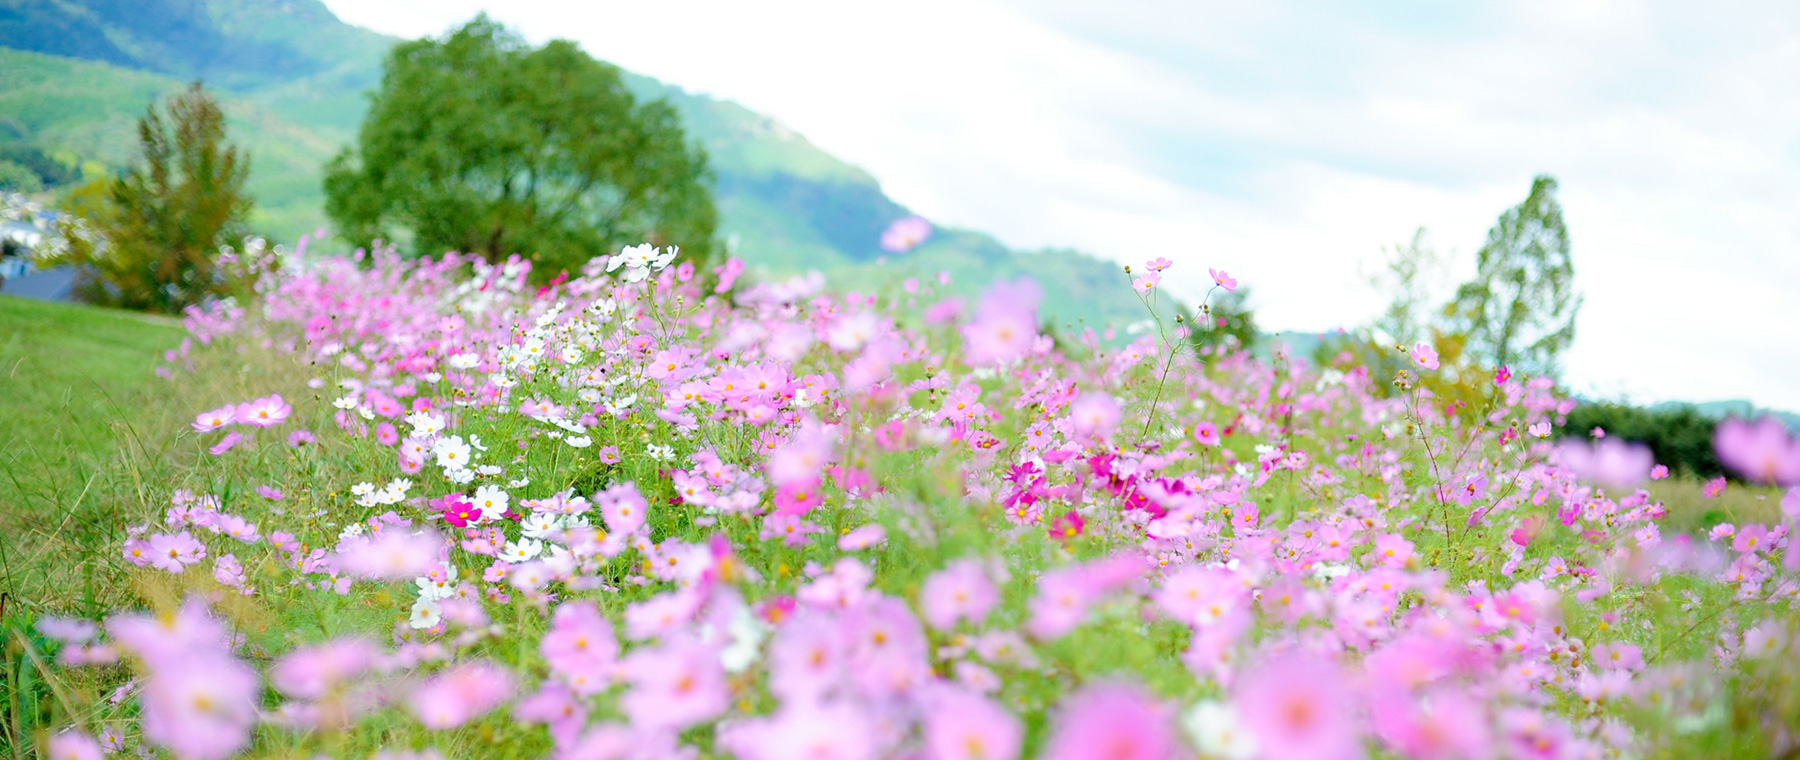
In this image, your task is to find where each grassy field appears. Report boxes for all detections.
[0,291,1778,617]
[0,294,188,616]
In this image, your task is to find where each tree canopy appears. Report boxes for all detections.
[324,17,718,275]
[1447,175,1580,378]
[65,82,253,313]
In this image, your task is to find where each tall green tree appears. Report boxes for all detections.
[324,16,717,276]
[66,82,254,313]
[1447,175,1580,378]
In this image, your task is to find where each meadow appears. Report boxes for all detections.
[2,245,1797,760]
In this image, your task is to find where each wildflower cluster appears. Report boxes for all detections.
[29,243,1800,760]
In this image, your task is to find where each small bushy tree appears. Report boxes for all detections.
[66,82,253,313]
[1447,175,1580,378]
[324,16,717,276]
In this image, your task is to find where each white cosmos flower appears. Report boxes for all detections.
[521,512,561,540]
[472,485,509,521]
[647,444,675,462]
[448,352,480,370]
[603,395,637,416]
[407,411,446,437]
[414,574,457,600]
[499,537,544,564]
[566,435,593,448]
[719,604,768,673]
[1182,701,1257,760]
[433,436,472,470]
[408,597,442,629]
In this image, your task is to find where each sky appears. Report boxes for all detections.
[319,0,1800,412]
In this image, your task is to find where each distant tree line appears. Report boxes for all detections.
[1561,402,1726,480]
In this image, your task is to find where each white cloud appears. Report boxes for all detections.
[321,0,1800,411]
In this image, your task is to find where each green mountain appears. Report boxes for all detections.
[0,0,1163,334]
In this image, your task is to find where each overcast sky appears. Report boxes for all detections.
[320,0,1800,412]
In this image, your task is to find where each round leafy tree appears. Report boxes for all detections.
[324,16,717,275]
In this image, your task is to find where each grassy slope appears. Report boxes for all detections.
[0,295,186,613]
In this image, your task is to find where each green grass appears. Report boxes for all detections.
[0,295,185,611]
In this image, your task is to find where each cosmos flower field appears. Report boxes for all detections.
[26,243,1800,760]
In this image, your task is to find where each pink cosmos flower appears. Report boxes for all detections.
[961,278,1040,367]
[47,730,104,760]
[838,524,886,550]
[190,405,235,433]
[773,481,823,516]
[1557,438,1653,489]
[1070,392,1122,440]
[1027,556,1141,639]
[542,601,620,695]
[207,431,243,456]
[138,653,260,760]
[1134,274,1162,293]
[921,560,999,630]
[620,637,728,731]
[1715,416,1800,485]
[1041,682,1176,760]
[1146,257,1173,272]
[1494,365,1513,385]
[271,638,377,699]
[714,257,746,293]
[722,701,876,760]
[880,215,933,253]
[408,662,515,729]
[334,529,445,581]
[1193,420,1221,447]
[234,394,291,427]
[146,531,206,573]
[256,485,284,500]
[598,483,648,535]
[1590,641,1644,671]
[1703,476,1728,498]
[1234,650,1361,760]
[514,682,587,745]
[1410,342,1440,371]
[1209,267,1238,291]
[36,617,98,644]
[1370,687,1492,760]
[923,686,1024,760]
[1650,464,1669,480]
[287,429,316,447]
